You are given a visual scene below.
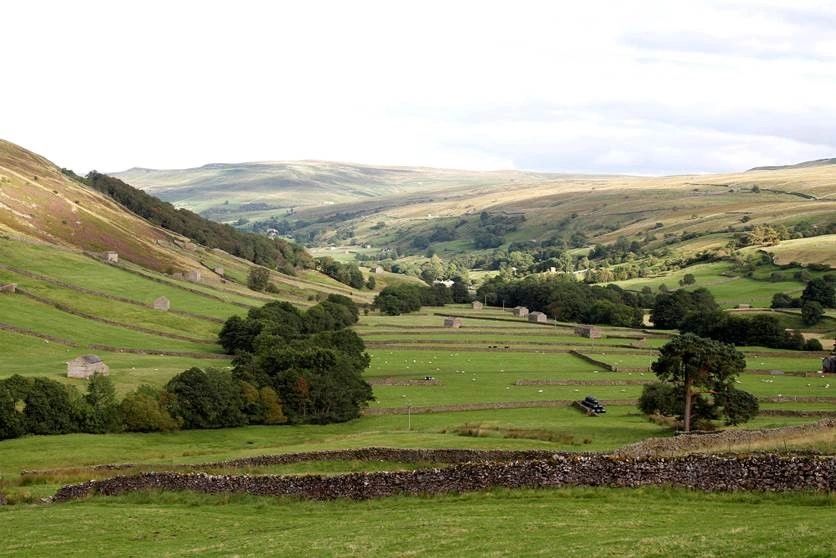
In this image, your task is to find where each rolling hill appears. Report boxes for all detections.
[112,161,568,220]
[110,155,836,270]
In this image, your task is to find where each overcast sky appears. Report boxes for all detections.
[3,0,835,175]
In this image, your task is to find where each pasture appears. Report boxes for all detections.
[1,489,833,557]
[1,256,833,557]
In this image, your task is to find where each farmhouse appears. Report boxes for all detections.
[0,283,16,294]
[104,251,119,263]
[374,266,385,274]
[443,317,463,328]
[152,296,170,311]
[512,306,529,318]
[185,270,202,282]
[67,355,109,379]
[472,301,483,310]
[575,325,603,339]
[528,311,548,323]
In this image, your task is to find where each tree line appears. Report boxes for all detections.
[652,287,827,351]
[62,170,312,273]
[476,275,649,327]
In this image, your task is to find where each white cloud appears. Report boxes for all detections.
[1,0,834,174]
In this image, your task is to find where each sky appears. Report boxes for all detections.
[3,0,836,175]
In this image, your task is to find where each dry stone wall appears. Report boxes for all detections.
[52,454,835,503]
[616,419,836,458]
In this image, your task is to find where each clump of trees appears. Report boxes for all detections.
[477,275,645,327]
[679,311,809,351]
[373,284,453,315]
[639,334,758,431]
[651,288,718,330]
[771,277,835,326]
[218,295,373,423]
[65,171,311,273]
[1,374,123,440]
[316,257,365,289]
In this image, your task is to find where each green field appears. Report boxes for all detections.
[1,489,834,557]
[614,262,814,309]
[1,243,834,557]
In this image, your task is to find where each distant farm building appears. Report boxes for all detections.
[472,301,483,310]
[823,355,836,374]
[575,325,603,339]
[152,296,170,311]
[528,311,548,323]
[214,266,225,276]
[443,317,463,328]
[185,270,202,282]
[736,304,752,309]
[105,251,119,263]
[374,266,385,274]
[433,279,454,288]
[512,306,529,318]
[0,283,16,294]
[67,355,109,379]
[171,272,184,280]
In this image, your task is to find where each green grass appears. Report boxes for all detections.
[1,489,833,557]
[0,294,219,353]
[614,262,811,309]
[0,268,220,340]
[0,239,250,319]
[0,329,230,394]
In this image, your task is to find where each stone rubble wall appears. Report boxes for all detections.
[52,453,836,503]
[615,419,836,458]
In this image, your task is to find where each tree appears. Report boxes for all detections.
[120,385,179,432]
[81,373,121,433]
[0,384,24,440]
[650,334,748,432]
[804,338,823,351]
[802,278,835,307]
[714,388,759,426]
[247,267,271,291]
[365,275,376,290]
[651,288,718,330]
[165,368,246,429]
[680,273,696,286]
[771,292,794,309]
[23,378,79,435]
[801,300,824,325]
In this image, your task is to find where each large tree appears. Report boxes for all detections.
[650,334,749,432]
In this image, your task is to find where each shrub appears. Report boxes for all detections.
[247,267,271,291]
[801,300,824,325]
[804,338,824,351]
[120,386,179,432]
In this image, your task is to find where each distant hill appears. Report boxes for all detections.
[112,161,565,221]
[748,158,836,171]
[112,154,836,267]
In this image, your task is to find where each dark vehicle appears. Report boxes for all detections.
[580,395,606,415]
